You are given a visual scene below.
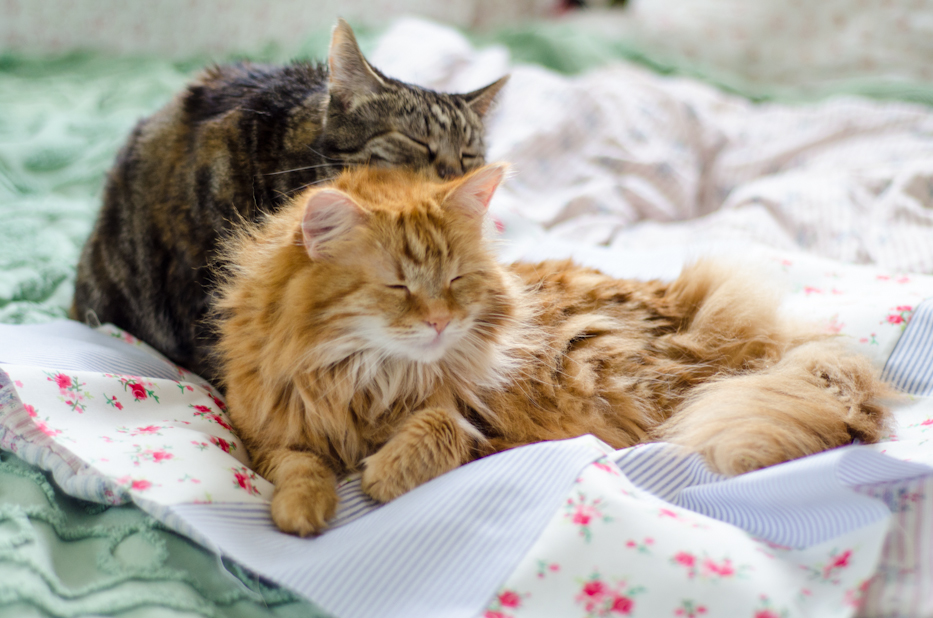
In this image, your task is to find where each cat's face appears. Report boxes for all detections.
[320,20,507,182]
[301,164,510,364]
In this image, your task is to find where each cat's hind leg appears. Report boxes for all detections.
[654,341,893,476]
[362,407,484,503]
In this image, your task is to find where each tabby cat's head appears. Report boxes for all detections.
[321,19,508,181]
[297,163,513,365]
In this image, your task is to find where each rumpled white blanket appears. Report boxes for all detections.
[373,18,933,274]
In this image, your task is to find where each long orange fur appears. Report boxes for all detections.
[213,164,891,536]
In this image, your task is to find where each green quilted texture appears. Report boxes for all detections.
[0,451,331,617]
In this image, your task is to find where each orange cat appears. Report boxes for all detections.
[213,163,891,536]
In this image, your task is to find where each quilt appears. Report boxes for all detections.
[3,15,933,618]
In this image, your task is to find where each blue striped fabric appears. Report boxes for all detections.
[332,474,381,527]
[0,321,183,381]
[883,298,933,395]
[169,438,607,618]
[614,442,933,547]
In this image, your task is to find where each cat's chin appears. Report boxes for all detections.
[401,341,451,365]
[389,333,456,365]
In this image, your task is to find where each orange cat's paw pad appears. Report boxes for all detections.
[270,482,337,537]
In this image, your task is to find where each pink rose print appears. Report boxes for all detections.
[702,557,735,577]
[803,286,822,295]
[209,435,237,453]
[107,375,160,403]
[843,578,873,609]
[671,552,749,580]
[109,329,141,345]
[564,492,612,542]
[582,580,605,598]
[592,457,620,475]
[826,314,844,334]
[535,559,560,579]
[116,425,164,437]
[859,333,878,345]
[174,381,195,394]
[883,305,912,330]
[190,404,234,430]
[611,596,633,614]
[104,395,124,410]
[752,595,787,618]
[625,537,654,554]
[116,475,154,492]
[497,590,521,609]
[801,547,856,585]
[129,445,174,466]
[23,403,62,437]
[211,414,232,430]
[483,594,532,618]
[45,371,92,412]
[14,380,23,388]
[34,420,61,437]
[203,389,227,411]
[675,600,707,617]
[574,571,644,617]
[232,466,262,496]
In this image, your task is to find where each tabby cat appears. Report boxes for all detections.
[72,19,507,384]
[214,163,891,537]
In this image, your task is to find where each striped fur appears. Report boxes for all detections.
[213,164,892,536]
[72,19,507,383]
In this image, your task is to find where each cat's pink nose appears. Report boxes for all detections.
[426,316,450,334]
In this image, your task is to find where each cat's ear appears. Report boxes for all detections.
[445,163,509,219]
[327,18,387,110]
[302,189,367,260]
[461,75,509,117]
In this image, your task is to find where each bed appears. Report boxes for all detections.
[2,5,933,618]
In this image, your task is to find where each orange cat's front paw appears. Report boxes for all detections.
[360,448,419,503]
[361,407,473,503]
[270,480,338,537]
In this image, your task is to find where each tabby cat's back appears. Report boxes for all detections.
[72,18,508,384]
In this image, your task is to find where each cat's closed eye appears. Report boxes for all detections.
[386,284,410,292]
[391,132,433,155]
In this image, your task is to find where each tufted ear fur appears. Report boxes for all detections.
[461,75,509,117]
[301,189,367,260]
[445,162,509,220]
[327,18,387,110]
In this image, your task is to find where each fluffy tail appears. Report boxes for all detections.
[655,340,894,475]
[662,260,805,373]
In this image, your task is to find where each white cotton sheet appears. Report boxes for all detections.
[372,18,933,274]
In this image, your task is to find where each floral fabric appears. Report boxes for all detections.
[0,332,271,506]
[482,457,890,618]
